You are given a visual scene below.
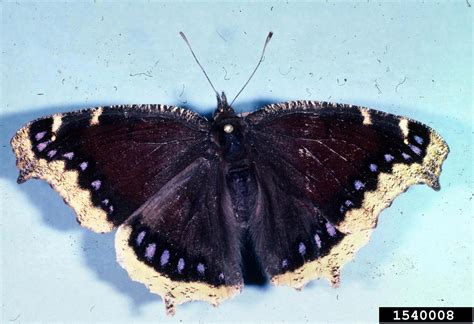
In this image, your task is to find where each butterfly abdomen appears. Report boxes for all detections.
[226,165,258,223]
[225,164,266,284]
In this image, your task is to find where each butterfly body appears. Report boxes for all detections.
[210,95,257,222]
[11,98,449,315]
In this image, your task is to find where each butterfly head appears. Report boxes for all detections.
[213,91,240,133]
[216,91,234,114]
[213,92,242,130]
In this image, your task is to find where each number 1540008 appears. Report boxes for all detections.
[379,307,473,323]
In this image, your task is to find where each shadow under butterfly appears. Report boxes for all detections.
[11,32,449,315]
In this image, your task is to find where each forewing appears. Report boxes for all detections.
[115,157,242,315]
[246,101,449,288]
[11,104,209,233]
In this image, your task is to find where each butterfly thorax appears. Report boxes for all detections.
[214,119,246,162]
[212,93,248,162]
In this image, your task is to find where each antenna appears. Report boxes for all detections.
[179,32,219,98]
[230,32,273,107]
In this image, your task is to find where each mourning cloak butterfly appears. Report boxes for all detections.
[11,33,449,315]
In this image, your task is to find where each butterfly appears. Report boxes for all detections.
[11,32,449,315]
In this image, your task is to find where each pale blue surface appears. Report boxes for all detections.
[1,1,472,322]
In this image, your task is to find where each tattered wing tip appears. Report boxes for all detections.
[11,126,36,184]
[164,297,176,316]
[11,120,115,234]
[430,179,441,191]
[336,127,449,234]
[16,167,34,184]
[330,270,341,288]
[17,174,27,184]
[425,130,449,191]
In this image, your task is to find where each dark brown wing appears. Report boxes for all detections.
[245,100,449,288]
[11,104,209,233]
[115,157,242,315]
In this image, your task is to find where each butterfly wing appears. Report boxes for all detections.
[115,156,242,315]
[11,105,209,233]
[12,104,243,313]
[245,101,449,288]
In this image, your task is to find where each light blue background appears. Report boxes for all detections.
[1,1,472,322]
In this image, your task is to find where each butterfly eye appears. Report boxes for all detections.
[223,124,234,133]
